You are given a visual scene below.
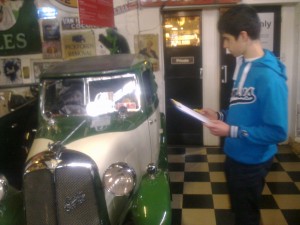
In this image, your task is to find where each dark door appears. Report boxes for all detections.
[163,11,203,146]
[220,6,281,110]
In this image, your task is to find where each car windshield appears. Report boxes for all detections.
[43,73,141,117]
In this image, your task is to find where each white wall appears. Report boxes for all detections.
[296,3,300,141]
[201,9,220,146]
[280,5,299,143]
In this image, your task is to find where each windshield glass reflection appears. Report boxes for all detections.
[43,73,141,118]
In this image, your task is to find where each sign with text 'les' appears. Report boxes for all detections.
[78,0,114,28]
[0,0,41,56]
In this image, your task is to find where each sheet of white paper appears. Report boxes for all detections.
[171,99,212,125]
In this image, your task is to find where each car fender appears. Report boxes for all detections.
[130,170,171,225]
[0,187,25,225]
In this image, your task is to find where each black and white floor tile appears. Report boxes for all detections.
[168,145,300,225]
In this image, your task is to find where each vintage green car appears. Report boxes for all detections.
[0,54,171,225]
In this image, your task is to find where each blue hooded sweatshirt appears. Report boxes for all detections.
[219,49,288,164]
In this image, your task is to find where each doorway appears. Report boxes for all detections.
[163,11,203,146]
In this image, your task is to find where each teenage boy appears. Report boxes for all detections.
[200,4,288,225]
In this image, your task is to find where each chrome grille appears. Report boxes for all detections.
[24,169,57,225]
[23,150,103,225]
[56,166,100,225]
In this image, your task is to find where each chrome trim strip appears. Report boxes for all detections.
[24,150,95,175]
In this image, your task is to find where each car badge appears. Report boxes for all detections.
[64,191,86,212]
[45,158,61,170]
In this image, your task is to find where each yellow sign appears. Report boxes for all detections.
[53,0,78,8]
[62,31,96,59]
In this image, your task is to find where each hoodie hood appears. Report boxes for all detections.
[233,49,287,94]
[255,49,287,80]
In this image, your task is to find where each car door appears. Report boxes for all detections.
[141,68,160,161]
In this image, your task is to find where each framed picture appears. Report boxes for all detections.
[134,34,159,71]
[0,58,23,86]
[42,19,61,41]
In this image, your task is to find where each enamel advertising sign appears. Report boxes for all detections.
[0,0,42,56]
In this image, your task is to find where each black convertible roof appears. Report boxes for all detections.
[41,54,149,79]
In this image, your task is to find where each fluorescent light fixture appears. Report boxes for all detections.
[37,7,58,19]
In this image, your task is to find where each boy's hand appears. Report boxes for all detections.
[194,108,218,120]
[203,120,230,137]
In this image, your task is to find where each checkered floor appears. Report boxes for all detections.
[168,145,300,225]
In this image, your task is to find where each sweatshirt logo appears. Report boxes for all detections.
[230,87,256,105]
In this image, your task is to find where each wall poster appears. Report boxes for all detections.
[61,17,98,30]
[0,0,41,56]
[62,31,96,60]
[78,0,114,27]
[0,58,22,85]
[134,34,159,71]
[258,12,274,52]
[42,19,62,59]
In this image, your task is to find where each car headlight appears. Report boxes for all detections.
[0,175,8,202]
[103,162,136,196]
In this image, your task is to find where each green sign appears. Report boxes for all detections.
[0,0,42,56]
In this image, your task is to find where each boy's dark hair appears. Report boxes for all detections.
[218,4,261,40]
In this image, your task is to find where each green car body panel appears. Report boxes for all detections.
[130,170,171,225]
[0,187,25,225]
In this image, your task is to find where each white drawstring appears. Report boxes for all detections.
[238,63,252,95]
[233,56,243,81]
